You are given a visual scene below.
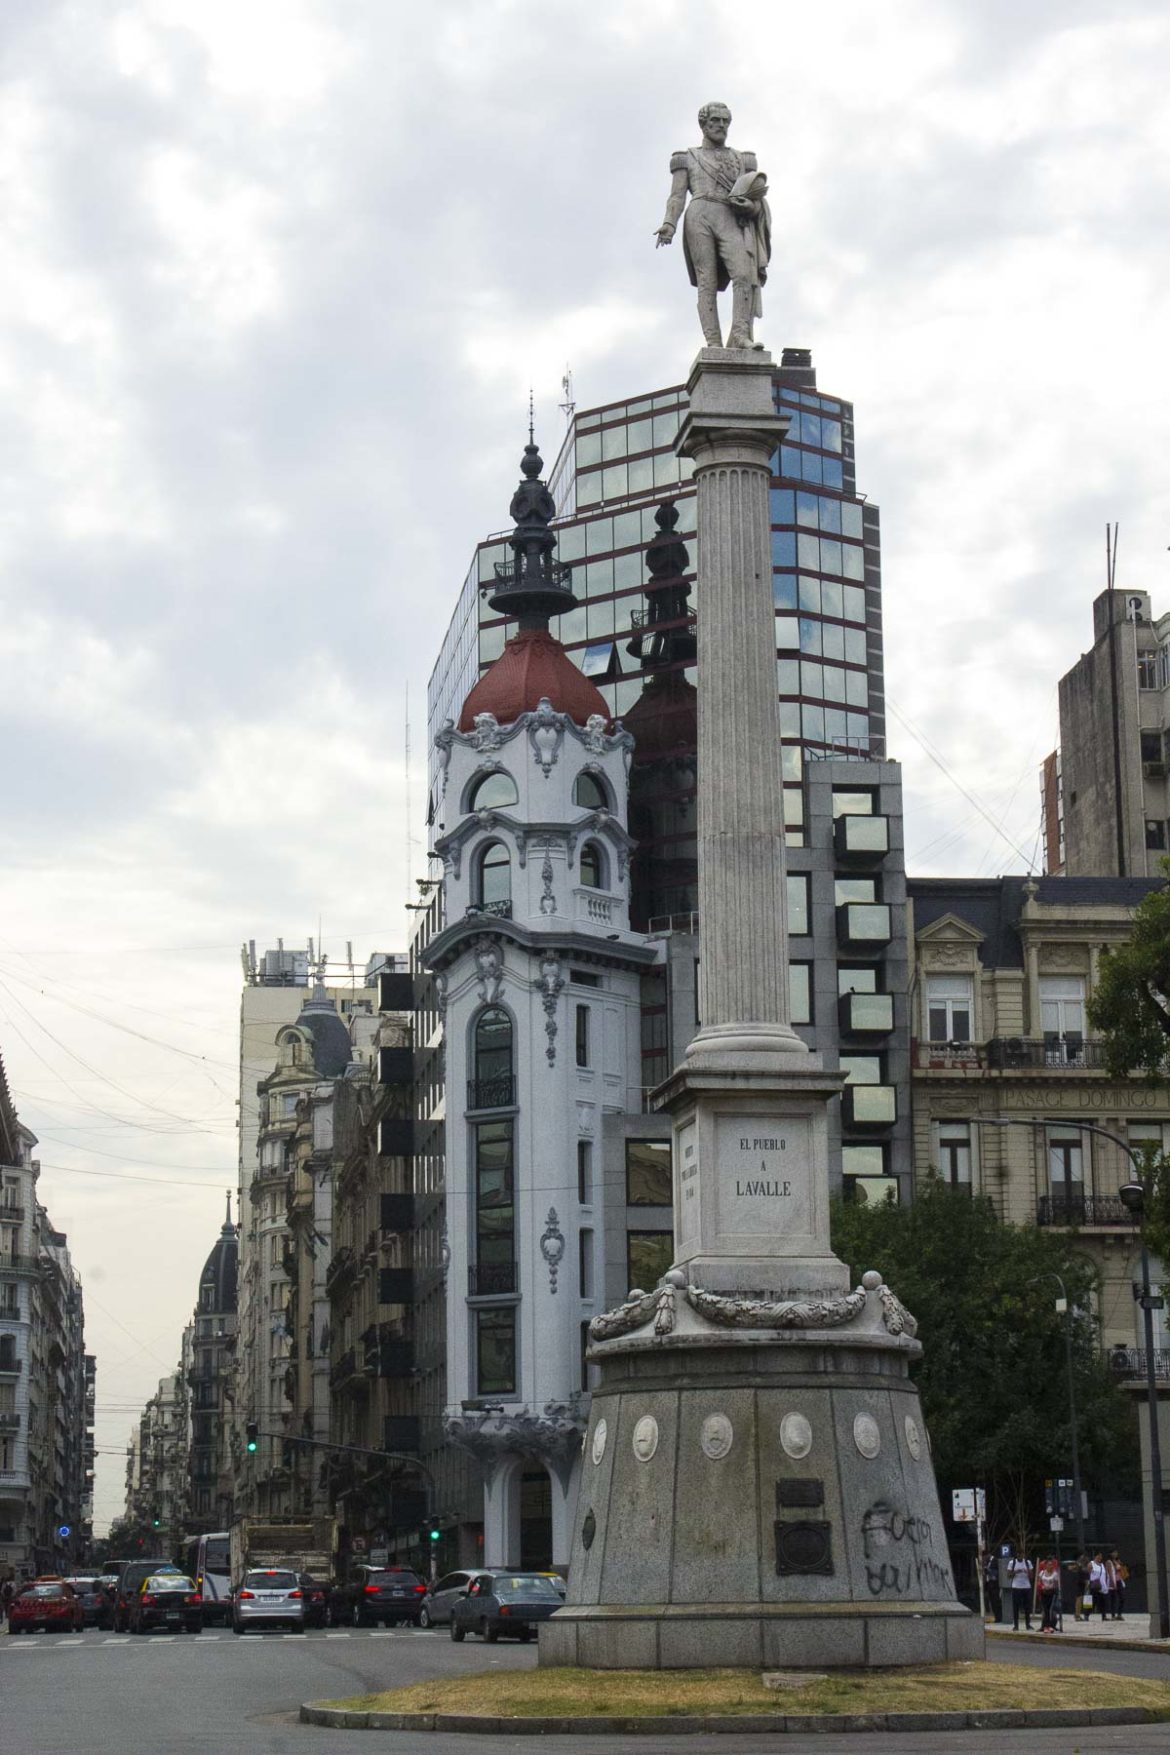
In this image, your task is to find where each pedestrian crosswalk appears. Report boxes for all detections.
[2,1627,422,1653]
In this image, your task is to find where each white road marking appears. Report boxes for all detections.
[324,1631,350,1638]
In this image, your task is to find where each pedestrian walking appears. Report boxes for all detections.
[0,1577,13,1623]
[1008,1550,1034,1630]
[1089,1551,1110,1621]
[1037,1555,1061,1632]
[1111,1550,1128,1620]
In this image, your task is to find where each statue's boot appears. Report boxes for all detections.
[726,279,760,349]
[697,288,722,348]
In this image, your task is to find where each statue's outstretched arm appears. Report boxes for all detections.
[656,167,689,246]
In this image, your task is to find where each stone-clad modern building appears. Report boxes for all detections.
[1047,586,1170,878]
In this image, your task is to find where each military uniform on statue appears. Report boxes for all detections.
[540,103,984,1673]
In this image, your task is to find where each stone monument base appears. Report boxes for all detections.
[541,1284,984,1672]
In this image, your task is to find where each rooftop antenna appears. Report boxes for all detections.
[346,940,355,995]
[560,365,575,426]
[528,386,535,446]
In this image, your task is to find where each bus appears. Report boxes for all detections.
[183,1532,232,1623]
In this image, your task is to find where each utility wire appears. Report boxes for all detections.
[887,699,1037,869]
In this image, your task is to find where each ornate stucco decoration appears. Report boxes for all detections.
[540,1207,566,1292]
[537,952,565,1063]
[588,1268,918,1348]
[539,838,557,915]
[529,698,564,776]
[473,936,505,1005]
[472,712,505,752]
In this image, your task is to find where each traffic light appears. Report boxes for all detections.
[245,1420,259,1453]
[152,1514,161,1529]
[428,1519,441,1544]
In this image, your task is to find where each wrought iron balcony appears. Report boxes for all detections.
[325,1246,356,1292]
[1036,1195,1137,1228]
[0,1357,21,1376]
[986,1035,1107,1070]
[328,1347,359,1389]
[1110,1346,1170,1381]
[467,1074,515,1111]
[468,1260,518,1297]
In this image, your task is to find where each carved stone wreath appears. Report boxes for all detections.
[589,1273,917,1343]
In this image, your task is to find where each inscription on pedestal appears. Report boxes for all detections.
[715,1113,810,1240]
[677,1120,699,1248]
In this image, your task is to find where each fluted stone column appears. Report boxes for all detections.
[663,349,847,1297]
[677,350,804,1066]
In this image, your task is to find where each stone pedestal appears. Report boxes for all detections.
[541,1280,983,1670]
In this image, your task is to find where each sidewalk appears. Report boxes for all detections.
[988,1615,1170,1654]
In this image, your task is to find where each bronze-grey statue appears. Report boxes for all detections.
[656,101,771,351]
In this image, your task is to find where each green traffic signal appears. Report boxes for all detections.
[429,1523,440,1541]
[245,1420,259,1453]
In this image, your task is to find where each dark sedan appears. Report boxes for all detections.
[62,1577,112,1629]
[129,1572,203,1635]
[329,1564,427,1627]
[450,1571,563,1643]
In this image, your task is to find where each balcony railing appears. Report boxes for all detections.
[0,1357,21,1375]
[467,1075,515,1111]
[0,1254,41,1275]
[0,1412,20,1431]
[1110,1347,1170,1381]
[328,1348,359,1389]
[914,1037,1111,1071]
[1037,1196,1138,1228]
[468,1261,518,1297]
[575,887,616,925]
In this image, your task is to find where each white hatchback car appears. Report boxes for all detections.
[231,1568,306,1634]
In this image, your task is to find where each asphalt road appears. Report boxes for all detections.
[2,1622,1169,1755]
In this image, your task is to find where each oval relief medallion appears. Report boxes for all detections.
[904,1415,922,1460]
[779,1411,813,1460]
[854,1412,881,1459]
[591,1419,608,1466]
[700,1413,733,1460]
[632,1414,659,1462]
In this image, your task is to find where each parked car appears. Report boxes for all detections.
[329,1564,427,1628]
[300,1574,329,1629]
[129,1572,202,1635]
[419,1569,493,1629]
[231,1568,305,1634]
[62,1577,111,1629]
[112,1560,180,1632]
[8,1580,85,1635]
[450,1571,563,1643]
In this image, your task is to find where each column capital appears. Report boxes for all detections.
[676,348,790,465]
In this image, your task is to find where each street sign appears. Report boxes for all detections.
[1049,1515,1064,1532]
[952,1488,986,1525]
[57,1524,71,1539]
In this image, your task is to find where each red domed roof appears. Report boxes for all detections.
[458,628,611,732]
[623,670,697,762]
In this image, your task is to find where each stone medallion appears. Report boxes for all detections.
[853,1412,881,1459]
[700,1413,733,1460]
[591,1419,608,1466]
[632,1414,659,1462]
[779,1411,813,1460]
[904,1415,922,1460]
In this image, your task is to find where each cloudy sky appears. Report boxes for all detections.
[1,0,1167,1534]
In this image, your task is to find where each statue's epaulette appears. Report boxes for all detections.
[669,150,689,173]
[742,150,758,172]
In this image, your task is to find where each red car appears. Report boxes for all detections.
[9,1579,85,1634]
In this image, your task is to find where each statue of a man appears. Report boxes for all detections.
[656,101,771,351]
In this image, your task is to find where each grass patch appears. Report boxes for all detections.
[330,1662,1170,1720]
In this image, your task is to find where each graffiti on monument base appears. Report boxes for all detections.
[861,1500,953,1597]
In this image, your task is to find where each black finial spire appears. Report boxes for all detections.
[627,499,695,668]
[223,1189,234,1233]
[485,421,577,630]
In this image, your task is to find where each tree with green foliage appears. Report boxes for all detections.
[1088,868,1170,1081]
[830,1181,1137,1551]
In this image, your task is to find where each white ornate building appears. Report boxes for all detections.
[428,438,658,1566]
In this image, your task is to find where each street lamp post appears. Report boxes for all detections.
[966,1114,1170,1640]
[1027,1268,1086,1557]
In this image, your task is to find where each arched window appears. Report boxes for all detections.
[476,840,512,910]
[468,770,519,812]
[574,771,610,811]
[579,841,606,890]
[472,1008,513,1108]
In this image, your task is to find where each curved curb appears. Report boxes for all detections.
[987,1626,1170,1658]
[300,1701,1165,1736]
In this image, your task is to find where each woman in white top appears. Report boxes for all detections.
[1008,1552,1034,1630]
